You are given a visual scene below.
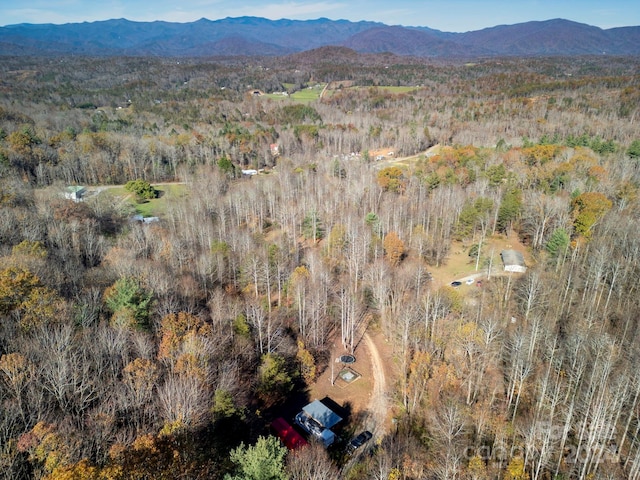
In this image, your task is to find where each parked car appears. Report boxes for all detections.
[451,281,462,287]
[347,430,373,454]
[295,411,323,437]
[294,411,336,447]
[466,278,474,285]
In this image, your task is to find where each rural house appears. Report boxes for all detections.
[64,186,86,202]
[500,249,527,273]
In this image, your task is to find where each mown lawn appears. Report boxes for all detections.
[262,83,326,103]
[97,183,187,218]
[290,85,325,102]
[263,84,417,103]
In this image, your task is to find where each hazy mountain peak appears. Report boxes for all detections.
[0,16,638,57]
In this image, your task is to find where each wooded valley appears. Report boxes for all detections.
[1,52,640,479]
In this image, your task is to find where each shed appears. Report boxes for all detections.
[131,215,160,224]
[501,249,527,273]
[64,186,86,201]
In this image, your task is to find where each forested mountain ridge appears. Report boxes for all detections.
[1,52,640,479]
[1,16,639,57]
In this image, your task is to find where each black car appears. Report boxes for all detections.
[346,430,372,454]
[451,281,462,287]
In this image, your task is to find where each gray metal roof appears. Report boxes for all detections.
[302,400,342,429]
[500,249,525,266]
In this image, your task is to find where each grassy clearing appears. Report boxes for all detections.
[137,183,187,217]
[290,85,325,102]
[264,84,416,103]
[262,83,326,103]
[97,183,187,218]
[428,232,528,288]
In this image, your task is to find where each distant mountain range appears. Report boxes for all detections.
[1,17,639,57]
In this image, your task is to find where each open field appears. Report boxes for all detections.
[428,231,530,288]
[90,182,188,217]
[263,83,326,102]
[264,84,414,102]
[291,84,325,102]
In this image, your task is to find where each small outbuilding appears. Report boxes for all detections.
[500,249,527,273]
[64,186,86,202]
[131,214,160,224]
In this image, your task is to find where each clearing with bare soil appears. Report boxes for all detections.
[428,231,531,288]
[309,329,394,436]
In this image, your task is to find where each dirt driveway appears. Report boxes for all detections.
[363,332,389,436]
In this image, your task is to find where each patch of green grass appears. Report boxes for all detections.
[290,85,324,102]
[270,84,444,103]
[97,183,188,218]
[132,199,156,217]
[262,83,327,103]
[104,186,127,196]
[140,183,187,217]
[264,84,418,102]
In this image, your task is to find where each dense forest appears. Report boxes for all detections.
[1,52,640,479]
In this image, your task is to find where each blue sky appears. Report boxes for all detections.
[2,0,639,31]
